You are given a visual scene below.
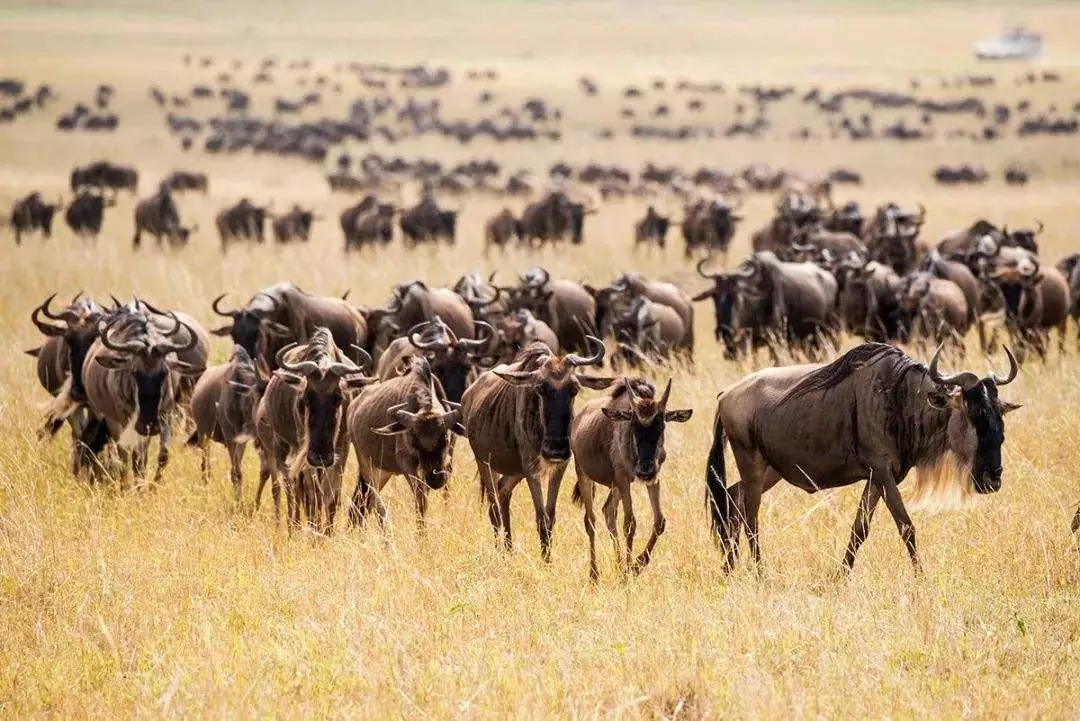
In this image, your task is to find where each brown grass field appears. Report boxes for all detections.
[3,1,1080,717]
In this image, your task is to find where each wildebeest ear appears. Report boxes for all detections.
[95,354,131,370]
[691,289,714,302]
[170,360,206,377]
[25,347,42,357]
[494,369,537,385]
[278,372,306,388]
[1000,400,1022,415]
[264,321,293,338]
[664,409,693,423]
[342,375,378,390]
[577,375,616,391]
[372,422,407,436]
[210,325,234,336]
[601,407,633,422]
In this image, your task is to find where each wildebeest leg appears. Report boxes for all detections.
[1072,506,1080,534]
[601,488,620,562]
[728,442,776,569]
[132,438,149,487]
[406,473,430,527]
[153,424,171,485]
[575,471,600,581]
[876,468,921,573]
[198,436,212,483]
[525,473,553,561]
[544,461,569,552]
[131,226,141,248]
[227,441,246,503]
[498,475,521,550]
[633,482,665,573]
[115,446,132,490]
[618,482,636,571]
[842,481,882,571]
[478,463,506,545]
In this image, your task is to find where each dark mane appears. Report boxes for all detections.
[783,343,915,402]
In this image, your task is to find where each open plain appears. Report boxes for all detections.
[2,1,1080,717]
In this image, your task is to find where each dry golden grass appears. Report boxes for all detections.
[3,1,1080,717]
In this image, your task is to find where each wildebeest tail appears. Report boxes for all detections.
[705,406,730,541]
[186,430,201,446]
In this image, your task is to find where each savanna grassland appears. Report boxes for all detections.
[3,1,1080,717]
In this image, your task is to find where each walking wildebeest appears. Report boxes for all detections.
[460,338,612,560]
[512,268,599,355]
[187,345,267,500]
[164,170,209,193]
[9,192,61,244]
[483,207,523,255]
[375,316,495,403]
[254,330,376,533]
[705,343,1020,574]
[570,377,692,578]
[681,197,743,261]
[271,205,318,243]
[216,198,272,249]
[633,205,673,251]
[346,356,464,526]
[71,160,138,194]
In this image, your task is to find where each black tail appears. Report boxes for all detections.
[186,430,201,447]
[571,478,582,505]
[705,409,730,541]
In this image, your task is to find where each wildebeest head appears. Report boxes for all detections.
[405,317,495,402]
[373,357,465,489]
[600,378,692,481]
[96,312,203,435]
[1005,220,1043,254]
[275,331,376,468]
[925,345,1020,494]
[692,257,759,358]
[494,337,612,462]
[30,292,103,402]
[222,345,268,442]
[210,293,293,362]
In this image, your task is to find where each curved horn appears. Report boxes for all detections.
[212,293,239,318]
[157,316,199,355]
[458,320,495,351]
[408,320,449,352]
[473,285,502,309]
[991,346,1019,386]
[927,344,980,390]
[696,257,721,280]
[277,344,320,376]
[915,203,927,225]
[658,378,672,410]
[109,294,124,310]
[1033,219,1044,236]
[38,292,74,322]
[348,345,374,373]
[71,290,83,304]
[100,317,147,355]
[566,335,605,367]
[31,295,67,336]
[623,376,637,405]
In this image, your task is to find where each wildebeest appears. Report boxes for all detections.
[187,345,267,499]
[211,283,367,369]
[634,205,673,251]
[519,190,597,246]
[64,189,115,240]
[367,280,475,359]
[8,192,60,244]
[271,205,318,243]
[132,183,195,248]
[164,170,209,193]
[346,356,464,526]
[512,268,599,355]
[460,339,611,560]
[375,316,495,402]
[399,194,458,246]
[254,330,376,532]
[483,208,523,255]
[216,198,272,249]
[28,293,105,400]
[50,310,205,485]
[896,271,971,352]
[982,247,1070,358]
[341,195,397,250]
[1056,253,1080,349]
[570,377,691,578]
[494,309,559,361]
[863,203,926,274]
[705,343,1020,573]
[681,197,743,261]
[835,259,903,341]
[71,161,138,194]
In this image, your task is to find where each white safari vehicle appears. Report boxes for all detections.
[973,27,1044,61]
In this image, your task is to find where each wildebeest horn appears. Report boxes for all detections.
[472,286,502,309]
[276,344,320,376]
[109,294,124,310]
[71,290,83,304]
[566,335,605,367]
[791,241,816,253]
[1033,219,1044,236]
[212,293,240,318]
[31,295,67,336]
[658,378,672,410]
[348,345,374,373]
[327,354,368,378]
[100,316,147,355]
[927,344,980,391]
[623,376,637,404]
[915,203,926,225]
[408,321,449,352]
[696,257,722,280]
[157,316,199,355]
[991,346,1019,386]
[458,320,495,351]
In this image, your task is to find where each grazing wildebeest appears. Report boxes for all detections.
[705,343,1020,574]
[271,205,318,243]
[681,197,743,261]
[187,345,267,500]
[460,339,612,560]
[571,377,692,578]
[163,170,209,193]
[64,189,115,240]
[52,311,204,485]
[483,207,523,255]
[634,205,673,251]
[9,192,61,244]
[513,268,599,355]
[254,330,376,532]
[132,183,194,248]
[347,356,464,526]
[216,198,272,249]
[71,161,138,194]
[211,283,367,369]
